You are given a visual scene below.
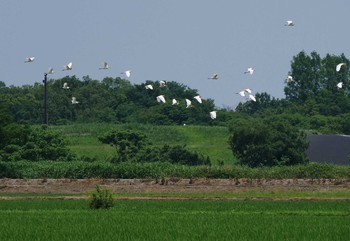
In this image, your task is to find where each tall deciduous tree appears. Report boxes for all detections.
[284,51,323,103]
[285,51,350,107]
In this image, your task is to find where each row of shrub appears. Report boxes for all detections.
[0,161,349,179]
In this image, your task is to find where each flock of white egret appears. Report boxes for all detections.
[24,57,217,119]
[23,20,346,120]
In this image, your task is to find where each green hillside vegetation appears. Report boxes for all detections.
[50,123,235,165]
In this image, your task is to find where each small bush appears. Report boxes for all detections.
[88,185,114,209]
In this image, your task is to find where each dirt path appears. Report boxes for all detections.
[1,196,350,201]
[0,178,349,201]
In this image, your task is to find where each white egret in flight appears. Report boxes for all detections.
[237,90,246,97]
[71,97,79,104]
[99,61,109,70]
[159,80,166,87]
[121,70,132,78]
[145,84,153,90]
[194,95,202,103]
[47,67,54,74]
[156,95,166,103]
[24,57,35,63]
[286,75,294,83]
[337,82,343,89]
[248,94,256,102]
[185,99,192,108]
[285,20,294,26]
[237,88,252,97]
[172,99,179,105]
[336,63,345,72]
[244,88,252,94]
[208,73,219,80]
[63,82,70,90]
[62,62,73,71]
[244,67,254,75]
[210,111,217,120]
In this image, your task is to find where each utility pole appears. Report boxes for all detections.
[43,73,48,125]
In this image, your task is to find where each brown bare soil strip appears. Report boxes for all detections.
[0,196,350,201]
[0,178,349,201]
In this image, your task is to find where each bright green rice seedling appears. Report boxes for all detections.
[0,200,349,241]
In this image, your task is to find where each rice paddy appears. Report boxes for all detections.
[0,199,349,241]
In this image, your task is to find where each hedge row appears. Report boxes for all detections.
[0,161,349,179]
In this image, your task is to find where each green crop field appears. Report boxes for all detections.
[50,123,236,165]
[0,199,349,241]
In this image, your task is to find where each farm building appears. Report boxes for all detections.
[306,135,350,165]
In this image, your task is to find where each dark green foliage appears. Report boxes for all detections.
[229,119,309,167]
[284,51,350,113]
[0,100,15,148]
[0,77,216,125]
[88,185,114,210]
[99,130,149,162]
[158,144,211,166]
[0,125,75,162]
[0,98,75,162]
[235,92,281,115]
[99,129,211,166]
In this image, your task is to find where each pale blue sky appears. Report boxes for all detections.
[1,1,350,108]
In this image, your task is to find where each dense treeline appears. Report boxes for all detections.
[0,77,216,125]
[1,51,350,134]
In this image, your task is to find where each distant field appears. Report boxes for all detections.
[50,123,236,165]
[0,199,348,241]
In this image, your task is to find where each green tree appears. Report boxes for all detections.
[99,130,149,162]
[284,51,350,116]
[158,144,211,166]
[235,92,280,115]
[228,119,309,167]
[0,99,73,162]
[284,51,322,103]
[0,125,74,162]
[0,99,12,148]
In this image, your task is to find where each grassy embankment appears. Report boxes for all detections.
[51,123,236,165]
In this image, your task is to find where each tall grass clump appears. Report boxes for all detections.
[88,185,114,209]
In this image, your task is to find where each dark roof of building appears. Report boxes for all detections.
[306,134,350,165]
